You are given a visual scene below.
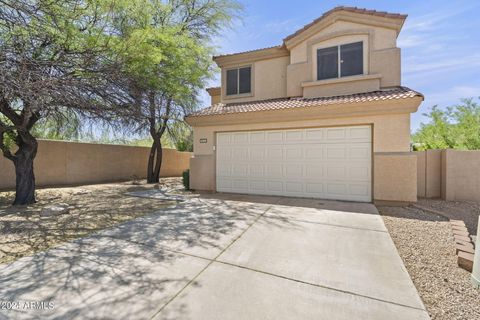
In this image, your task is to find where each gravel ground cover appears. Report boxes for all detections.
[416,199,480,235]
[0,177,190,265]
[379,205,480,320]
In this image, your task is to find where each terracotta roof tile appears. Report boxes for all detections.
[283,6,407,42]
[213,45,284,59]
[187,87,423,118]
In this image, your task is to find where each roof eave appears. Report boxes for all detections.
[283,9,407,49]
[186,95,423,127]
[213,45,289,67]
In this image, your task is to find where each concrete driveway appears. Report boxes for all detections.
[0,194,429,320]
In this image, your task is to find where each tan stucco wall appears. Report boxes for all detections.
[217,18,402,105]
[442,150,480,202]
[302,76,380,98]
[287,20,401,93]
[414,149,480,202]
[415,151,426,198]
[220,56,289,104]
[425,150,442,198]
[374,153,417,203]
[290,21,396,63]
[211,94,221,105]
[189,155,215,191]
[0,140,192,190]
[206,87,221,105]
[414,150,443,198]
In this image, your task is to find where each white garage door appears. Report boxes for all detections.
[216,125,372,202]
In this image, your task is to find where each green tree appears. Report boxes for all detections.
[0,1,127,205]
[31,109,82,141]
[413,98,480,150]
[114,0,240,183]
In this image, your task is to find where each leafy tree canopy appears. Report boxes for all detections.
[413,98,480,150]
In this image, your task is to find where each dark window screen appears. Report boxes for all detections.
[340,42,363,77]
[226,69,238,95]
[317,46,338,80]
[239,67,251,94]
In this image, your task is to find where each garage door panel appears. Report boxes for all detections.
[305,164,323,177]
[326,182,348,195]
[217,134,231,145]
[233,148,248,161]
[305,145,323,159]
[349,167,370,181]
[249,180,266,191]
[250,132,265,144]
[286,182,303,193]
[285,164,303,178]
[285,147,303,160]
[249,164,265,177]
[349,143,371,159]
[305,129,323,141]
[217,163,231,177]
[216,126,371,202]
[349,127,371,140]
[266,131,284,142]
[306,183,324,194]
[266,147,283,160]
[232,164,248,177]
[232,180,248,190]
[217,179,233,190]
[325,145,347,160]
[233,132,248,143]
[349,183,370,196]
[217,148,232,161]
[325,128,347,141]
[285,130,303,142]
[250,147,265,161]
[266,181,283,192]
[326,166,347,179]
[266,164,283,177]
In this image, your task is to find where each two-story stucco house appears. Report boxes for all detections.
[185,6,423,204]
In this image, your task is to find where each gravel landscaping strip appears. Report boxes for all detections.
[0,177,191,265]
[379,205,480,320]
[417,199,480,235]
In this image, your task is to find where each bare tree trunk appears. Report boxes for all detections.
[13,136,38,205]
[147,136,162,183]
[145,95,169,184]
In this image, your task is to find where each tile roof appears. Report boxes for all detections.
[213,45,285,59]
[212,7,407,62]
[187,87,423,118]
[283,6,407,42]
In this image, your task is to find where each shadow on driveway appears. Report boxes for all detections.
[0,197,282,320]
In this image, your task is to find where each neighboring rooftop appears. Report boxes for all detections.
[188,87,423,118]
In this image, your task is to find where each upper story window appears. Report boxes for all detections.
[317,41,363,80]
[226,66,251,95]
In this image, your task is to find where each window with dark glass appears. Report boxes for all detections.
[239,67,251,94]
[226,69,238,95]
[226,66,251,95]
[317,46,338,80]
[340,42,363,77]
[317,41,363,80]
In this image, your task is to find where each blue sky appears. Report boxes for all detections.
[202,0,480,132]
